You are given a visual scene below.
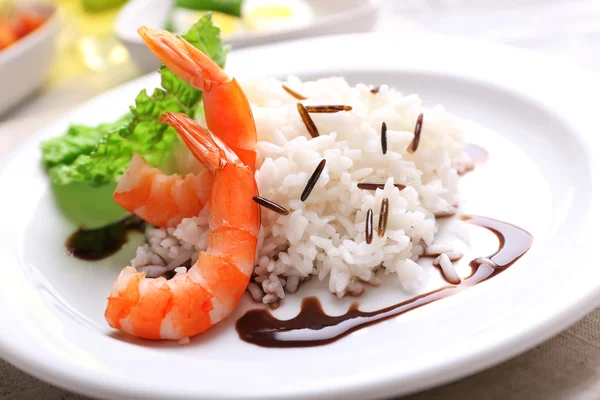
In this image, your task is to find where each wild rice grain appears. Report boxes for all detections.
[407,113,423,154]
[297,103,320,138]
[381,122,388,154]
[301,159,326,201]
[282,84,307,100]
[357,182,406,191]
[305,105,352,113]
[252,196,290,215]
[366,208,374,244]
[370,86,380,94]
[377,198,389,237]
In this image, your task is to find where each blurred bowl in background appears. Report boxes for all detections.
[115,0,381,73]
[0,2,59,116]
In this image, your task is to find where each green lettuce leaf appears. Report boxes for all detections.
[41,13,228,187]
[40,115,132,170]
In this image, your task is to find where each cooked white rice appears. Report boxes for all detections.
[130,76,471,303]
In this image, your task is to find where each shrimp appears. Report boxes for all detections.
[105,112,260,340]
[138,26,257,171]
[113,27,257,228]
[113,154,213,228]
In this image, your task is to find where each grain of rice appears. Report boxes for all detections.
[149,229,166,239]
[297,103,319,138]
[282,84,307,100]
[357,182,406,191]
[435,209,457,218]
[305,105,352,113]
[381,122,388,154]
[262,293,279,304]
[445,251,464,262]
[178,337,190,345]
[301,159,326,201]
[474,257,497,267]
[247,282,264,302]
[160,238,178,248]
[425,244,454,256]
[365,208,373,244]
[347,281,364,297]
[407,113,423,154]
[378,198,389,237]
[137,265,168,278]
[286,275,300,293]
[252,196,289,215]
[361,275,381,286]
[258,255,269,269]
[166,251,193,271]
[437,253,461,284]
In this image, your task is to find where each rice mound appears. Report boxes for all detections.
[131,76,471,304]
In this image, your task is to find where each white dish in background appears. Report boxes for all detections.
[1,33,600,400]
[115,0,381,73]
[0,3,58,116]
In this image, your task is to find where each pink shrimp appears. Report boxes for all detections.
[113,154,213,228]
[105,113,260,340]
[113,27,257,228]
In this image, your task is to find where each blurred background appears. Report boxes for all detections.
[0,0,598,128]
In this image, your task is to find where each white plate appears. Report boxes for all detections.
[1,33,599,400]
[115,0,380,73]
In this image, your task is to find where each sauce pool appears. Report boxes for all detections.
[235,215,533,348]
[65,215,145,261]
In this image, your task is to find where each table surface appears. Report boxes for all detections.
[3,0,600,399]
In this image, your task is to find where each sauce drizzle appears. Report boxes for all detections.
[235,215,533,348]
[66,215,145,261]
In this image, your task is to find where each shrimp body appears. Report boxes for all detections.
[105,113,260,340]
[113,27,257,228]
[114,153,213,228]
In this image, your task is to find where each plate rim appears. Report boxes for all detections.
[1,31,600,400]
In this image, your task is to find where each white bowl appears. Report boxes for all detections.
[115,0,381,73]
[0,3,59,116]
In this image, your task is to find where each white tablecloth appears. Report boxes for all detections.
[2,1,600,399]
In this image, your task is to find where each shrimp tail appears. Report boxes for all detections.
[137,26,228,91]
[160,113,232,172]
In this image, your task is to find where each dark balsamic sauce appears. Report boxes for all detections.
[235,215,533,348]
[65,215,145,261]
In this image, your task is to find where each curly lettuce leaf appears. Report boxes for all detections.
[41,13,228,187]
[40,115,132,170]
